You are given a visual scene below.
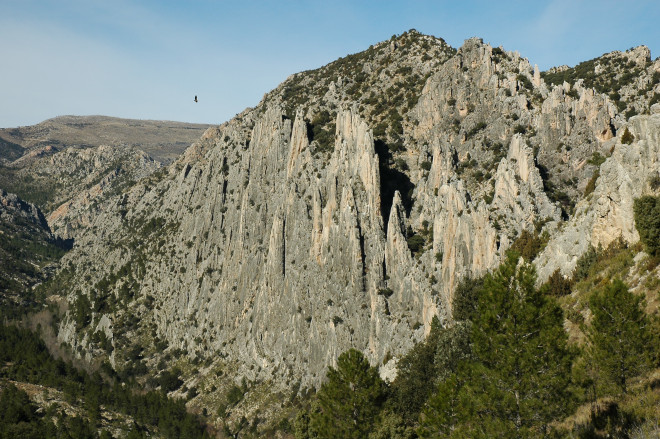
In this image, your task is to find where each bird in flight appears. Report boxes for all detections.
[194,95,198,103]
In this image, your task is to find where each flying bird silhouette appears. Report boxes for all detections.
[194,95,198,103]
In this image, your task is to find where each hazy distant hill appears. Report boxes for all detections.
[0,115,212,164]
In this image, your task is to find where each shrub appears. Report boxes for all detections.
[310,349,384,438]
[620,127,634,145]
[587,279,652,394]
[587,152,606,167]
[649,92,660,107]
[158,367,183,393]
[649,175,660,190]
[517,74,533,90]
[395,158,409,171]
[633,195,660,255]
[406,234,425,254]
[466,121,487,138]
[377,288,394,298]
[541,269,572,297]
[584,169,599,196]
[510,229,549,261]
[572,246,598,282]
[452,275,485,321]
[624,108,637,119]
[513,124,527,134]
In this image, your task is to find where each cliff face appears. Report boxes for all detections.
[0,189,66,305]
[45,31,660,423]
[537,105,660,280]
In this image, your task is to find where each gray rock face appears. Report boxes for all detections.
[49,32,660,419]
[0,189,50,231]
[58,107,440,389]
[536,112,660,280]
[0,189,62,297]
[45,145,161,239]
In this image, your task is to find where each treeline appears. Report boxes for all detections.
[1,383,103,439]
[0,324,210,439]
[294,248,660,438]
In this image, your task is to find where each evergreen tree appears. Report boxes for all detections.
[452,275,485,321]
[420,252,574,438]
[309,348,385,439]
[587,279,652,394]
[633,195,660,256]
[390,317,443,424]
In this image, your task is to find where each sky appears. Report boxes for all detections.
[1,0,659,128]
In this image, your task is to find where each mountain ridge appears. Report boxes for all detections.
[1,30,659,434]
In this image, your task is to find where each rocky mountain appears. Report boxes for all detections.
[6,30,660,433]
[0,116,211,240]
[0,189,68,312]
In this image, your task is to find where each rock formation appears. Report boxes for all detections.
[15,30,655,427]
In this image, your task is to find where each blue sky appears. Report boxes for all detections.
[1,0,658,128]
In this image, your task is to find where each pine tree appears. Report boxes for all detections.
[309,348,385,439]
[420,252,574,438]
[587,279,652,394]
[633,195,660,256]
[390,316,443,424]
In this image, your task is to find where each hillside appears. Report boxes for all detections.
[0,116,211,240]
[1,30,659,436]
[0,189,69,314]
[0,115,212,164]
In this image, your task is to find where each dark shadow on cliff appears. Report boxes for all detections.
[375,139,415,232]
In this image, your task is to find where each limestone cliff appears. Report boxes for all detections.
[537,109,660,280]
[40,31,660,428]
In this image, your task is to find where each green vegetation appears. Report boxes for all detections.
[633,195,660,255]
[0,324,210,438]
[621,127,635,144]
[541,53,651,116]
[0,166,62,210]
[540,269,573,297]
[274,30,456,160]
[466,121,487,139]
[587,152,606,167]
[509,228,549,261]
[516,73,533,91]
[584,169,599,196]
[451,275,485,322]
[296,246,659,438]
[309,110,336,153]
[297,349,385,438]
[0,383,102,439]
[419,252,573,438]
[542,55,642,98]
[586,279,652,394]
[0,209,71,315]
[406,233,425,254]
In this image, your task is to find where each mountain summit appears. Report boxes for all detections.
[5,30,659,433]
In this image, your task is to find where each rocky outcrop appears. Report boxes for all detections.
[0,189,50,231]
[0,189,65,298]
[58,107,444,390]
[43,32,660,429]
[46,146,161,239]
[536,112,660,280]
[493,134,560,229]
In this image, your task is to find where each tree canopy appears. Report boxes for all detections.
[309,348,385,439]
[420,252,574,438]
[587,279,652,394]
